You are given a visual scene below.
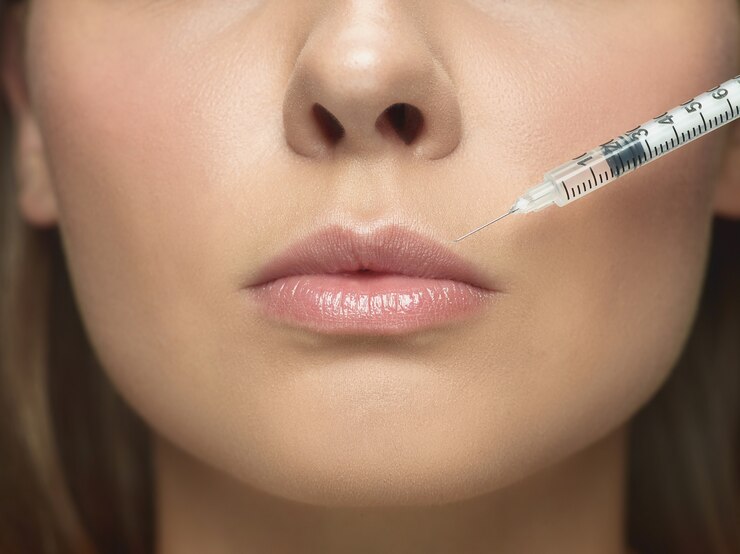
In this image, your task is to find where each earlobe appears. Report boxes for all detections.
[14,116,59,228]
[712,120,740,219]
[1,3,59,229]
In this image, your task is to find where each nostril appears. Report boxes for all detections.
[378,103,424,145]
[312,103,345,144]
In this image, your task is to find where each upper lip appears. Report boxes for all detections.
[247,224,497,291]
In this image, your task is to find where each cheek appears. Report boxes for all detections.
[441,0,736,472]
[541,1,734,369]
[24,5,291,418]
[490,1,735,443]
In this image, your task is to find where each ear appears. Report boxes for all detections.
[712,117,740,219]
[1,3,58,228]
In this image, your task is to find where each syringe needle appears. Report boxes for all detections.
[451,208,517,242]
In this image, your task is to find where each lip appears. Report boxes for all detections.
[244,224,499,335]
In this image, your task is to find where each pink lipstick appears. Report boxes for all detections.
[244,225,498,335]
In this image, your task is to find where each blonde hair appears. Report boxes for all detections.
[0,1,737,552]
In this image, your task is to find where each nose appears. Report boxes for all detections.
[282,2,463,161]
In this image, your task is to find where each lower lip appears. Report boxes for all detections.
[246,273,494,335]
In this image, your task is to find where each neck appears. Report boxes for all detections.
[153,424,631,554]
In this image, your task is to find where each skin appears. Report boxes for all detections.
[3,1,740,552]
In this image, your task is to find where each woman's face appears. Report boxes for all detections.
[6,0,739,505]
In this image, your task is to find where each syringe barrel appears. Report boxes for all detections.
[528,74,740,210]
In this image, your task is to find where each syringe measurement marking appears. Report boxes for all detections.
[573,164,615,198]
[579,167,610,197]
[559,78,740,204]
[614,97,736,188]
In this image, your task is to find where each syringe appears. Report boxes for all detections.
[452,74,740,243]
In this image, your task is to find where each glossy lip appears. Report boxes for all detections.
[244,224,499,335]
